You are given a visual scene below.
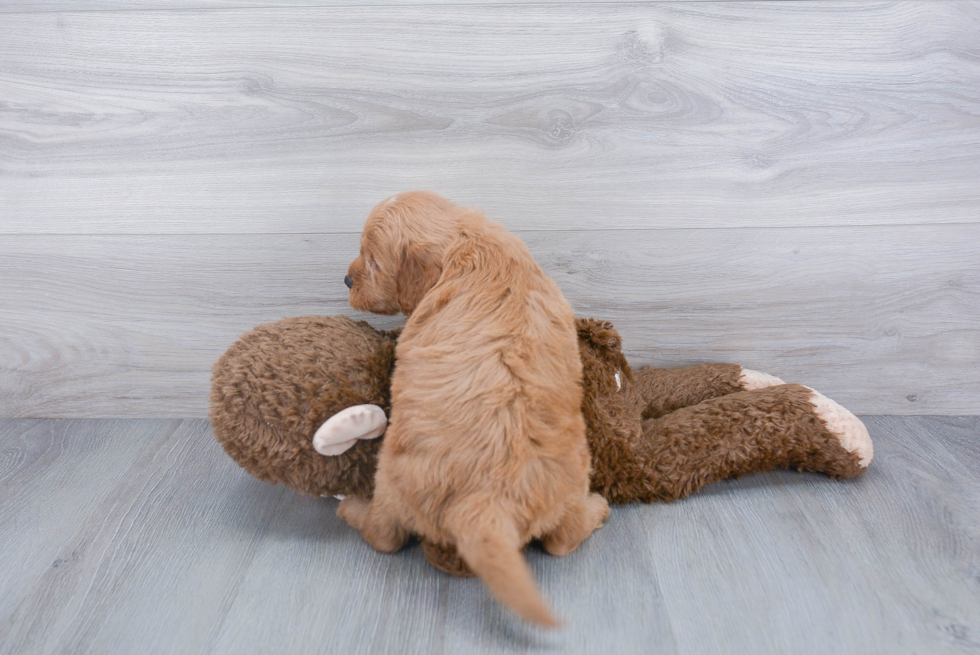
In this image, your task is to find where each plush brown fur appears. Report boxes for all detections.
[211,315,869,583]
[211,316,398,498]
[574,321,865,504]
[339,192,606,627]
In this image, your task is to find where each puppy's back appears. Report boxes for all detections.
[393,216,583,456]
[390,211,585,627]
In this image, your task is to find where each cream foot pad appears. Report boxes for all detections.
[313,404,388,456]
[739,368,786,391]
[805,388,874,468]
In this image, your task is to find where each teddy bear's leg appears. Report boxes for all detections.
[630,383,872,503]
[338,494,409,553]
[421,540,476,577]
[634,363,786,419]
[541,492,610,557]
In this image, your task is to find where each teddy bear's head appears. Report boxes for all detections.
[210,315,398,498]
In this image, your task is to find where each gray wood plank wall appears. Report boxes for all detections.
[2,1,979,417]
[0,0,865,12]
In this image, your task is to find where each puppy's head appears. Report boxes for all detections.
[347,191,458,316]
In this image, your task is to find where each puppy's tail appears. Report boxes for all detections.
[454,513,559,628]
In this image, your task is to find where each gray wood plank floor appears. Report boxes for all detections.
[1,417,977,654]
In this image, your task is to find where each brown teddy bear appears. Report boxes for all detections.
[210,314,872,576]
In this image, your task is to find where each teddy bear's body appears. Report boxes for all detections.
[211,315,871,575]
[575,319,867,503]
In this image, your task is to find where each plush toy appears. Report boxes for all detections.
[210,315,872,576]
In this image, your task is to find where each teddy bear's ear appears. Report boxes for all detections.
[313,404,388,456]
[381,326,403,340]
[576,318,623,351]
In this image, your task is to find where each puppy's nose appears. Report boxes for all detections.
[344,274,353,289]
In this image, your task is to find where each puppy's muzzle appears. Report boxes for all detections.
[344,274,353,289]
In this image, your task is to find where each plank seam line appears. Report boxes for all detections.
[2,220,979,237]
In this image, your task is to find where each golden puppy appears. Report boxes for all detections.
[339,191,609,626]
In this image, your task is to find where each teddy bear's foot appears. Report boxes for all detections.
[739,368,786,391]
[313,404,388,456]
[805,387,874,468]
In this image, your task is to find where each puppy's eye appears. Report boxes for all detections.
[367,257,381,273]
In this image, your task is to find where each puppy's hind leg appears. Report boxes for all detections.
[542,492,610,557]
[338,495,409,553]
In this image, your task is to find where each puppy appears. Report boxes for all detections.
[339,191,609,626]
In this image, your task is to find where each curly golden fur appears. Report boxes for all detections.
[339,192,609,627]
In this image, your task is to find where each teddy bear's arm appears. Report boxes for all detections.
[603,383,872,504]
[633,363,785,420]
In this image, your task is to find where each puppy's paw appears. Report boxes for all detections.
[313,404,387,456]
[739,367,786,391]
[543,493,611,557]
[337,496,370,529]
[588,492,611,529]
[805,387,873,468]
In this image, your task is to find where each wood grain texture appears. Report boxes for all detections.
[0,419,162,624]
[1,416,978,654]
[2,223,978,417]
[2,2,979,233]
[0,0,813,12]
[639,415,980,654]
[0,419,294,654]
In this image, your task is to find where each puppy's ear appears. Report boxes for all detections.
[396,246,441,315]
